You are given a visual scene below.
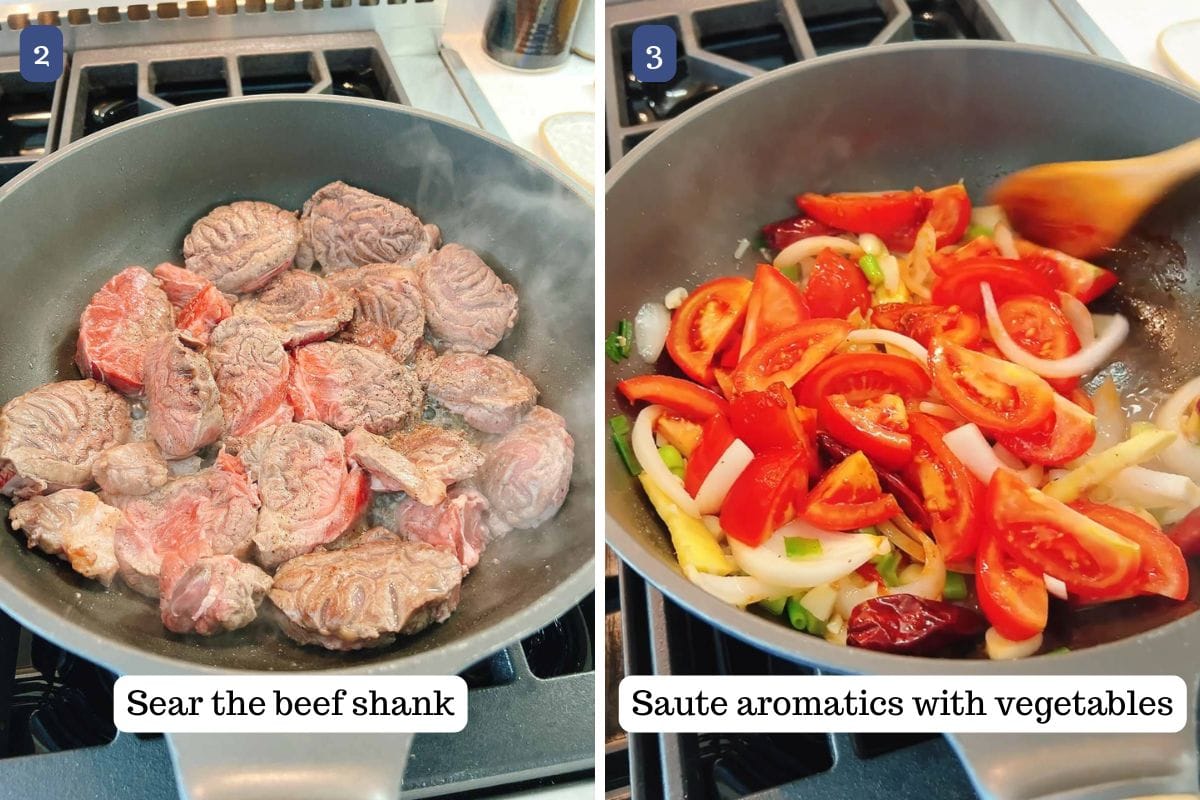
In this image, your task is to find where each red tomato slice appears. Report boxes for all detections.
[719,447,809,546]
[986,470,1142,598]
[976,534,1049,641]
[818,393,912,470]
[665,276,752,384]
[995,393,1096,467]
[907,412,984,563]
[761,214,838,251]
[930,257,1059,313]
[929,235,1002,276]
[731,318,851,394]
[1014,238,1119,303]
[800,451,901,531]
[803,248,871,320]
[871,302,982,349]
[740,263,810,358]
[617,375,731,420]
[925,184,972,248]
[729,382,811,455]
[796,190,930,251]
[928,339,1056,434]
[683,414,737,497]
[795,352,931,408]
[997,293,1081,394]
[1072,501,1189,602]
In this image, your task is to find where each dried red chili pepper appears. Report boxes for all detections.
[847,594,987,655]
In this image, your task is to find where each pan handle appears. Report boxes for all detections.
[166,731,415,800]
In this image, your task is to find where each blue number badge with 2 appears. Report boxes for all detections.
[632,24,677,84]
[20,25,64,83]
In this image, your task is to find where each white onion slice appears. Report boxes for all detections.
[884,527,945,601]
[846,328,929,363]
[727,519,890,591]
[634,302,671,363]
[970,205,1007,232]
[1056,291,1095,347]
[1090,378,1127,454]
[1104,466,1200,511]
[632,405,700,517]
[993,222,1019,258]
[1154,375,1200,483]
[684,565,786,608]
[994,441,1044,486]
[835,580,881,620]
[880,254,901,292]
[918,402,965,424]
[985,628,1043,660]
[694,439,754,515]
[943,423,1041,487]
[981,283,1129,379]
[1043,573,1068,600]
[774,235,863,269]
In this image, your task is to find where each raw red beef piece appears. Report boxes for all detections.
[327,263,425,361]
[176,284,232,346]
[394,485,491,574]
[159,553,272,636]
[419,244,517,353]
[233,270,354,348]
[479,406,573,532]
[295,182,439,272]
[153,262,212,309]
[76,267,174,395]
[0,380,131,498]
[425,352,537,434]
[344,427,444,504]
[183,201,300,294]
[288,342,422,435]
[93,441,170,496]
[206,316,293,438]
[143,332,224,459]
[389,425,482,487]
[9,489,123,585]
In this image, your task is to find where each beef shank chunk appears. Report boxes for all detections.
[411,340,438,385]
[425,352,537,434]
[419,244,517,354]
[76,267,174,395]
[153,262,212,310]
[0,380,131,498]
[479,406,573,532]
[143,332,224,459]
[394,486,491,574]
[9,489,122,585]
[176,284,232,347]
[288,342,422,435]
[207,316,293,438]
[295,181,438,272]
[344,427,444,505]
[93,441,170,497]
[233,270,354,348]
[269,539,461,650]
[159,553,273,636]
[183,201,299,294]
[389,425,483,486]
[327,263,425,361]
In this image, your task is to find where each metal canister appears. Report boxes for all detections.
[482,0,585,71]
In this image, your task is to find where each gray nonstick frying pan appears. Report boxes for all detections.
[606,42,1200,800]
[0,95,595,799]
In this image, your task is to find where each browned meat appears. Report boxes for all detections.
[419,245,517,353]
[153,262,214,310]
[9,489,122,585]
[0,380,131,499]
[389,425,483,486]
[344,427,444,505]
[143,332,224,459]
[109,452,260,597]
[176,284,232,347]
[394,486,491,574]
[326,525,400,550]
[76,267,175,396]
[479,406,573,532]
[233,270,354,348]
[288,342,422,435]
[159,553,272,636]
[327,264,425,361]
[93,441,170,496]
[411,340,438,385]
[269,539,461,650]
[295,181,439,272]
[207,317,293,438]
[183,201,299,294]
[425,353,537,434]
[235,421,370,570]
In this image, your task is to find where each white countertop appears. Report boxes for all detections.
[1074,0,1196,79]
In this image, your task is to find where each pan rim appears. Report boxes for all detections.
[605,39,1200,675]
[0,94,595,676]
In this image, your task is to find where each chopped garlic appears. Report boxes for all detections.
[733,238,751,259]
[664,287,688,310]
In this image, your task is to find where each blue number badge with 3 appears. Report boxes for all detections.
[20,25,64,83]
[632,24,677,84]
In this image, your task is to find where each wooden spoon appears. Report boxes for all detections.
[991,137,1200,258]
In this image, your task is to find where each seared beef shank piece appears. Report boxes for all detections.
[394,486,491,574]
[326,525,400,550]
[0,380,131,498]
[479,406,573,532]
[207,316,293,438]
[143,332,224,459]
[153,262,211,310]
[183,201,299,294]
[159,553,272,636]
[176,285,232,347]
[426,353,537,434]
[389,425,483,486]
[233,270,354,348]
[288,342,422,435]
[419,244,517,354]
[411,340,438,385]
[76,267,174,395]
[9,489,122,585]
[93,441,170,496]
[295,181,438,272]
[344,427,444,505]
[327,263,425,361]
[269,539,461,650]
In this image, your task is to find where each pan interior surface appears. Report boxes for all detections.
[605,42,1200,673]
[0,97,595,674]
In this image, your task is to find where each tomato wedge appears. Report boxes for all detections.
[665,276,752,384]
[800,451,901,531]
[740,263,809,358]
[818,393,912,470]
[976,534,1049,641]
[803,248,871,320]
[929,235,1001,275]
[728,382,819,472]
[925,184,972,248]
[995,393,1096,467]
[928,339,1055,434]
[930,257,1058,313]
[985,470,1142,598]
[1014,238,1118,303]
[731,318,851,394]
[1072,502,1189,602]
[795,352,931,408]
[683,414,737,496]
[997,293,1081,394]
[907,412,983,563]
[762,214,838,251]
[796,190,930,251]
[617,375,730,421]
[871,302,981,348]
[719,447,809,546]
